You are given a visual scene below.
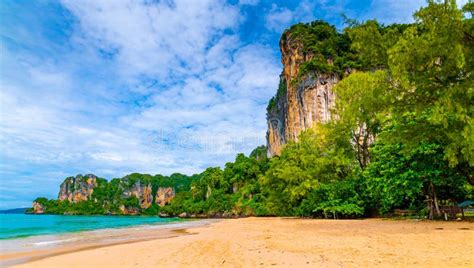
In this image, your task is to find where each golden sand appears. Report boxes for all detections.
[12,218,474,267]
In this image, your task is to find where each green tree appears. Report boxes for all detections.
[332,70,389,168]
[298,178,365,218]
[364,122,471,216]
[386,0,473,184]
[347,20,408,69]
[283,20,358,77]
[261,126,355,215]
[224,153,262,193]
[191,167,227,201]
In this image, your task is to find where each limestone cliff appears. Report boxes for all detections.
[32,201,44,214]
[120,178,153,209]
[30,172,191,215]
[266,26,340,156]
[58,174,98,202]
[155,187,175,207]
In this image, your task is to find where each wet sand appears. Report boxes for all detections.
[8,218,474,267]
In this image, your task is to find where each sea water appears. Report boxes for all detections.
[0,214,182,240]
[0,213,212,266]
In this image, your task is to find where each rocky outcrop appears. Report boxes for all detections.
[266,31,339,156]
[32,201,44,214]
[119,204,140,215]
[58,174,98,202]
[121,179,153,209]
[155,187,175,207]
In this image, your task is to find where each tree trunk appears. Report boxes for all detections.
[426,195,433,220]
[467,174,474,186]
[428,201,434,220]
[431,182,441,217]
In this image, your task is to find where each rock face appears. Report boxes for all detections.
[121,178,153,209]
[266,31,339,156]
[155,187,175,207]
[58,174,98,202]
[32,201,44,214]
[119,204,140,215]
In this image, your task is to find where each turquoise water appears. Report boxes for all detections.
[0,214,182,240]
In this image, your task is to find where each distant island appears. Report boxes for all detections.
[0,208,28,214]
[31,2,473,220]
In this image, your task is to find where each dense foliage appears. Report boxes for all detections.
[364,138,469,215]
[31,1,473,219]
[161,146,271,217]
[284,20,357,76]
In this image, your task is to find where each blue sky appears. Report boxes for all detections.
[0,0,441,209]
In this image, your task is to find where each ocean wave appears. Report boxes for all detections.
[30,237,77,246]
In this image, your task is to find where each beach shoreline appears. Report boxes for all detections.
[6,217,473,267]
[0,219,216,267]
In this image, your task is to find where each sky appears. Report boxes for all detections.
[0,0,444,209]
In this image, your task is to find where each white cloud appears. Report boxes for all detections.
[361,0,422,24]
[239,0,260,6]
[61,0,240,81]
[265,4,294,32]
[263,1,331,33]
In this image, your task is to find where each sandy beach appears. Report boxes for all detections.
[7,217,472,267]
